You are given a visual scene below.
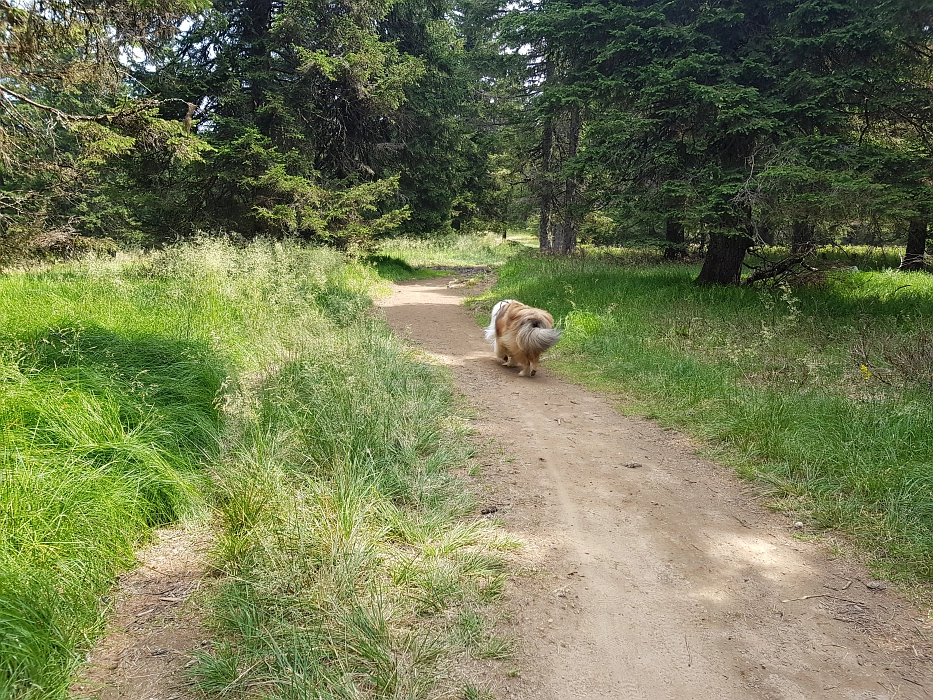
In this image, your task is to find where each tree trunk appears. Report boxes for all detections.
[550,221,564,254]
[539,119,553,252]
[538,60,554,253]
[899,217,927,271]
[758,221,774,245]
[791,219,813,253]
[696,233,752,285]
[242,0,275,114]
[663,216,685,259]
[554,102,582,254]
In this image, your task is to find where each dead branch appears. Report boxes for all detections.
[743,246,818,286]
[0,84,194,126]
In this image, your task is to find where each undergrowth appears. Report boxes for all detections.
[377,232,527,271]
[199,324,513,698]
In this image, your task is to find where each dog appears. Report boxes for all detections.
[484,300,561,377]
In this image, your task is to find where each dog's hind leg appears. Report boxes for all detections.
[491,339,509,365]
[520,354,540,377]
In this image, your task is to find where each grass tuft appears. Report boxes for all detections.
[0,265,230,696]
[197,316,508,698]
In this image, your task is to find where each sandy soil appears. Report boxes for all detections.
[379,275,933,700]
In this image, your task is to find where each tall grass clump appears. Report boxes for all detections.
[477,251,933,585]
[196,314,512,698]
[0,240,389,698]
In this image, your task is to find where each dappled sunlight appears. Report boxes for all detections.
[685,527,815,604]
[705,531,794,580]
[380,281,484,305]
[426,349,493,367]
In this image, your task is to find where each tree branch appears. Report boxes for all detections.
[0,84,114,122]
[0,84,196,126]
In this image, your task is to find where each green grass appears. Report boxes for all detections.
[0,253,233,698]
[2,240,506,698]
[377,232,530,271]
[756,243,906,271]
[197,316,509,699]
[15,228,924,695]
[363,254,453,282]
[470,249,933,587]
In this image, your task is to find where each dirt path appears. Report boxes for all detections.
[70,527,210,700]
[379,276,933,700]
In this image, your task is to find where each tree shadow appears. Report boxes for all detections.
[15,321,229,466]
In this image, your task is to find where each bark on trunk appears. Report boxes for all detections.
[696,233,752,285]
[538,61,554,253]
[791,219,813,254]
[554,102,582,254]
[539,117,553,252]
[758,222,774,246]
[243,0,275,112]
[663,217,685,259]
[899,217,927,271]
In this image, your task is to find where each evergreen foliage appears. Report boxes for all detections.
[4,1,933,273]
[497,0,933,280]
[0,0,208,261]
[128,0,495,242]
[0,0,502,257]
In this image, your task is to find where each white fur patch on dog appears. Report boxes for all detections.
[484,299,518,354]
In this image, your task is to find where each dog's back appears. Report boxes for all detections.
[484,299,517,346]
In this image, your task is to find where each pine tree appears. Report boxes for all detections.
[135,0,494,241]
[522,0,933,281]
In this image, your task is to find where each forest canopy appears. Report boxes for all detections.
[2,0,933,282]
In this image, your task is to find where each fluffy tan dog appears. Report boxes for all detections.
[484,299,561,377]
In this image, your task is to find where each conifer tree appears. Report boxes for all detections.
[499,0,933,279]
[137,0,494,241]
[0,0,206,261]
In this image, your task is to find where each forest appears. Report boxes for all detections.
[3,0,933,281]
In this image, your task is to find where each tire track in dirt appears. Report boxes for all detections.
[379,276,933,700]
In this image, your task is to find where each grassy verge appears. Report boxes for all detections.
[199,321,513,699]
[0,247,233,698]
[1,240,508,698]
[377,232,529,271]
[468,249,933,589]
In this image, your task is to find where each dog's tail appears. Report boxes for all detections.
[517,323,562,354]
